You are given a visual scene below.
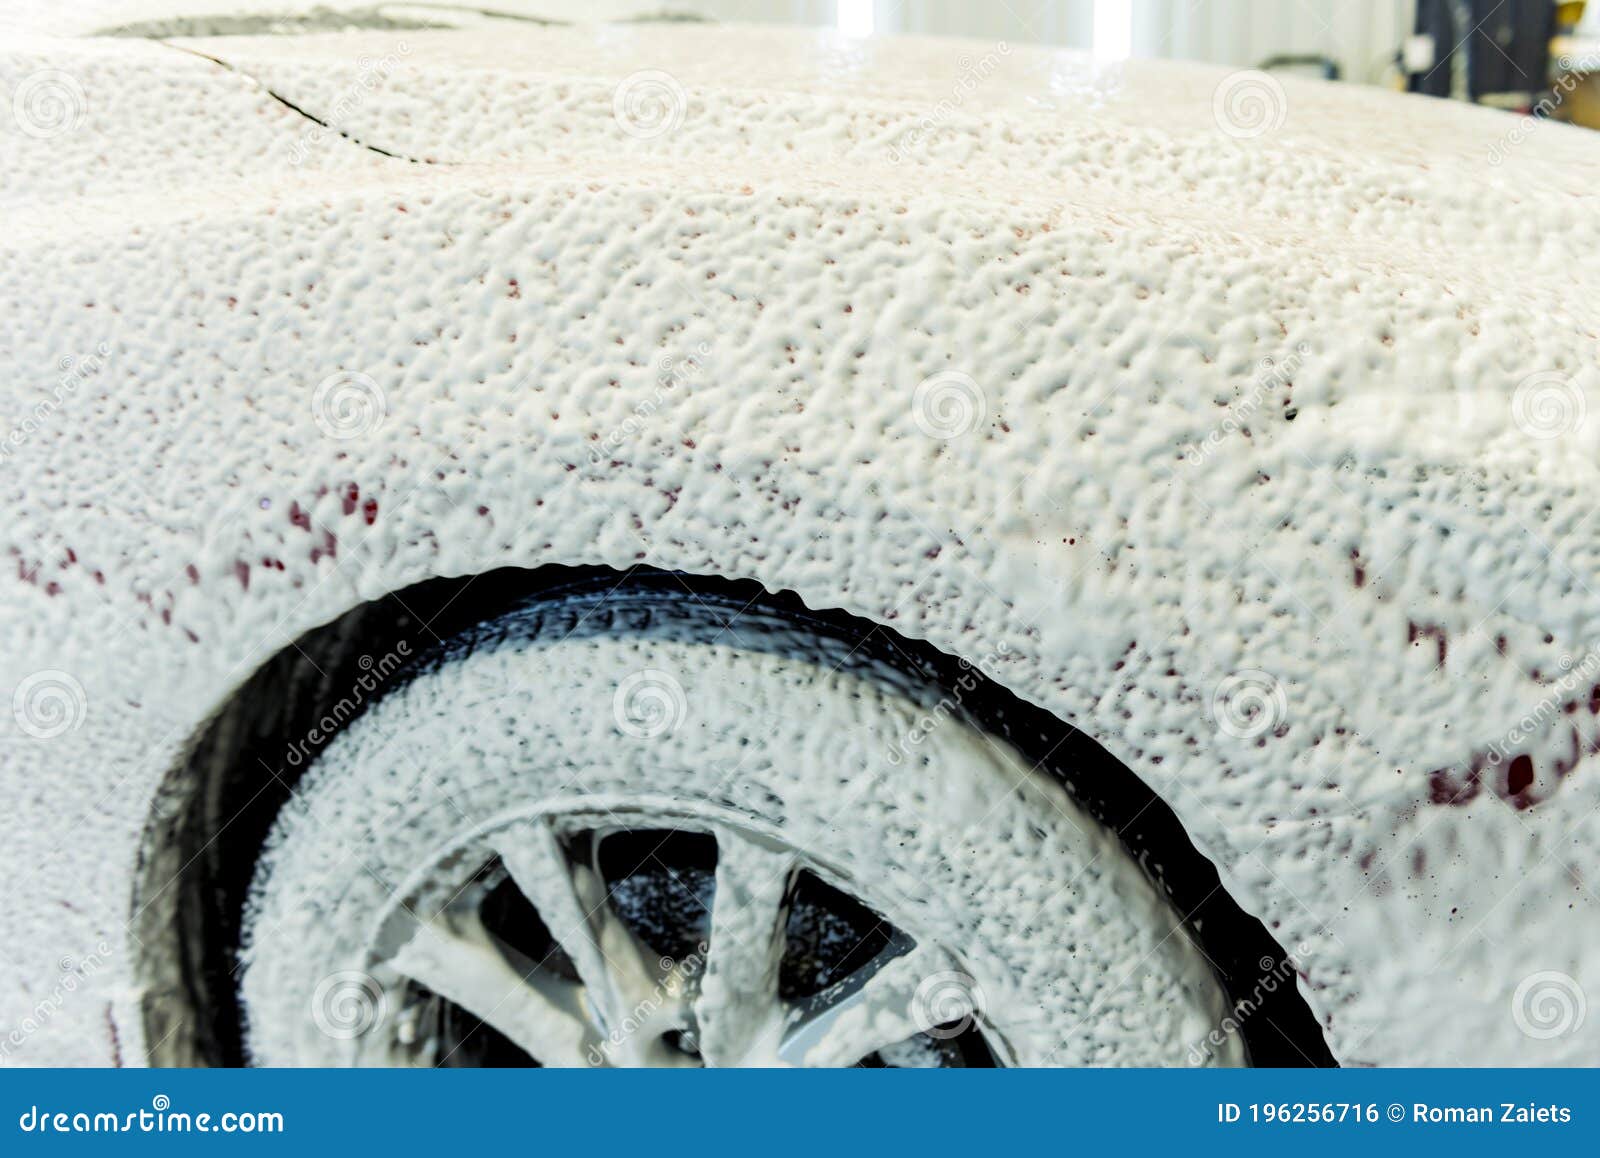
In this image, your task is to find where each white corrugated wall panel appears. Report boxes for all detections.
[885,0,1094,47]
[1135,0,1410,80]
[657,1,1412,86]
[858,1,1411,85]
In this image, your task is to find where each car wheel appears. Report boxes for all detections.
[238,582,1243,1067]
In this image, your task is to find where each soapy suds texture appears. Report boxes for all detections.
[240,598,1239,1066]
[2,2,1600,1065]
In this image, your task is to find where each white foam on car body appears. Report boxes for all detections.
[2,9,1598,1064]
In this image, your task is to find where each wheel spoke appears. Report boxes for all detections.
[372,820,979,1068]
[387,907,596,1067]
[692,828,799,1066]
[492,819,673,1040]
[782,941,958,1067]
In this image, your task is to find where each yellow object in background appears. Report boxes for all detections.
[1565,76,1600,128]
[1553,2,1600,129]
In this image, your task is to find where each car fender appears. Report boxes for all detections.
[3,18,1599,1065]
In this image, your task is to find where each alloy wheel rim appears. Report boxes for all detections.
[350,805,1007,1068]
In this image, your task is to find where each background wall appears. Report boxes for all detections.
[671,1,1415,87]
[1130,0,1411,84]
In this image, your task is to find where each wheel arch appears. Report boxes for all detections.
[130,563,1333,1067]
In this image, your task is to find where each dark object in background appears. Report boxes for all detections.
[1258,54,1342,81]
[1409,0,1555,101]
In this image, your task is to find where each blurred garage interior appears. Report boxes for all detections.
[558,0,1600,129]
